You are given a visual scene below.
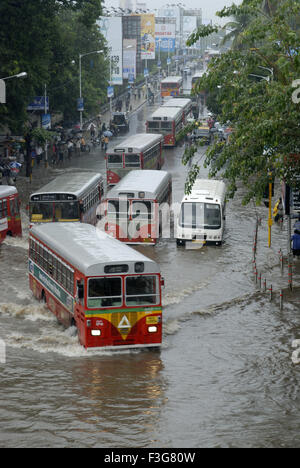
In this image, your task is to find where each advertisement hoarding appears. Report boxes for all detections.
[123,39,137,80]
[97,17,123,85]
[155,23,176,53]
[140,14,155,60]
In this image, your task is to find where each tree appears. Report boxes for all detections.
[0,0,107,133]
[184,0,300,204]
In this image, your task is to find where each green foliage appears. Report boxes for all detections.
[0,0,107,133]
[184,0,300,204]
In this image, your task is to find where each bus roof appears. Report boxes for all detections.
[181,179,226,204]
[30,172,103,199]
[106,170,171,200]
[162,98,192,110]
[109,133,163,154]
[0,185,18,197]
[30,223,160,276]
[148,106,183,120]
[192,72,205,80]
[161,76,183,84]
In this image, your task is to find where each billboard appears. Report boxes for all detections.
[27,96,49,111]
[140,14,155,60]
[97,17,123,85]
[123,39,137,80]
[155,23,176,53]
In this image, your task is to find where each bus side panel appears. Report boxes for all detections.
[29,273,74,328]
[7,196,22,237]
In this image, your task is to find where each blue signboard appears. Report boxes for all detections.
[27,96,49,111]
[42,113,51,129]
[77,98,84,111]
[144,68,149,78]
[155,38,175,53]
[107,86,114,98]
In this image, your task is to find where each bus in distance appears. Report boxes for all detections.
[29,172,104,226]
[106,133,164,188]
[0,185,22,243]
[161,76,183,99]
[146,106,184,147]
[104,170,172,245]
[162,98,193,124]
[176,179,226,247]
[29,223,164,350]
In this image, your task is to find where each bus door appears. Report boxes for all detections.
[129,199,155,243]
[8,195,22,236]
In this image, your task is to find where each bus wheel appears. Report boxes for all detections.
[176,239,185,247]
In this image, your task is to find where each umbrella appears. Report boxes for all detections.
[103,130,113,137]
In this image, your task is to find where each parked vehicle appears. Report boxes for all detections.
[112,112,129,134]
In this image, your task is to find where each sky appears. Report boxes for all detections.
[104,0,242,24]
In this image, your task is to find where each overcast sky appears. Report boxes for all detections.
[104,0,242,23]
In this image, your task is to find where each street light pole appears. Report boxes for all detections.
[79,50,103,130]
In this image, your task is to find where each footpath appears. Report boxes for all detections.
[14,90,150,211]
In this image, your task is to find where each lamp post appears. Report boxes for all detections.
[0,72,27,104]
[79,50,103,130]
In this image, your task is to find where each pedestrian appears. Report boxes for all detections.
[103,135,109,151]
[52,142,57,165]
[36,145,43,166]
[291,230,300,257]
[273,197,283,223]
[58,144,64,166]
[75,138,81,157]
[102,122,106,134]
[67,140,73,160]
[90,123,96,138]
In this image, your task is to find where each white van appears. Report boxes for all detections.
[176,179,226,246]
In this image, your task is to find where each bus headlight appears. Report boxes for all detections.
[148,326,157,333]
[91,330,101,336]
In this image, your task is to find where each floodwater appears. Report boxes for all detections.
[0,74,300,448]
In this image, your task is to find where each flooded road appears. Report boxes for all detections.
[0,76,300,448]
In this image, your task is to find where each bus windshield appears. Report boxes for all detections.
[125,154,140,167]
[125,275,159,305]
[107,200,129,219]
[30,201,80,222]
[88,277,122,308]
[179,202,221,229]
[107,154,123,167]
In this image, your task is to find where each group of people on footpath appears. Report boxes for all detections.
[273,197,300,258]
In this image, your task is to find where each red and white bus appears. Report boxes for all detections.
[106,133,164,188]
[161,76,183,99]
[0,185,22,243]
[162,98,193,124]
[104,170,172,245]
[29,223,164,350]
[29,172,104,226]
[146,106,184,147]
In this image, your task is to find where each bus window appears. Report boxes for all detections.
[179,202,221,229]
[30,202,53,222]
[88,277,122,308]
[108,154,123,166]
[131,201,153,220]
[125,154,140,167]
[107,200,129,219]
[148,121,160,130]
[56,202,80,221]
[125,275,159,305]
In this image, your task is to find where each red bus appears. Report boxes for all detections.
[29,223,164,350]
[161,76,183,99]
[104,170,172,245]
[106,133,164,188]
[0,185,22,243]
[146,106,184,147]
[162,98,193,124]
